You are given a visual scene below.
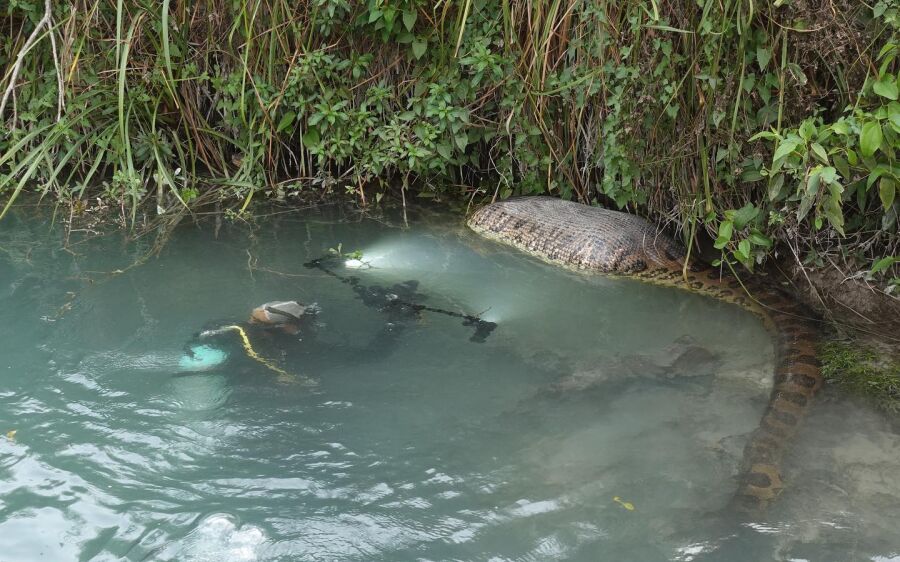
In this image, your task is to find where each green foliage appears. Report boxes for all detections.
[0,0,897,281]
[327,243,363,261]
[718,41,900,282]
[821,342,900,416]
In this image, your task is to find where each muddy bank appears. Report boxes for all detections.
[773,258,900,345]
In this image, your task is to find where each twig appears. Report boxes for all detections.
[0,0,60,126]
[246,249,255,281]
[47,0,64,122]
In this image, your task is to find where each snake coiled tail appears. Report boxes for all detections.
[466,197,822,513]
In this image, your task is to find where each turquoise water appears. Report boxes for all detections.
[1,204,899,561]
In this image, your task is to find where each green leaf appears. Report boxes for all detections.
[768,173,786,201]
[277,111,296,133]
[411,40,427,60]
[644,24,694,34]
[749,232,773,247]
[772,139,799,162]
[402,9,417,31]
[301,127,320,147]
[818,166,838,185]
[740,170,765,182]
[824,206,845,235]
[860,121,883,157]
[732,203,759,229]
[867,165,892,189]
[798,171,821,221]
[756,47,772,71]
[382,7,396,25]
[888,101,900,133]
[873,75,899,100]
[880,177,896,210]
[810,142,829,164]
[736,239,752,262]
[799,120,816,141]
[871,256,898,274]
[831,119,851,135]
[713,220,733,249]
[454,131,468,150]
[436,142,452,160]
[749,130,779,141]
[833,155,850,180]
[855,179,868,210]
[742,73,756,93]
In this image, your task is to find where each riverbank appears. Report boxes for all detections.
[1,1,897,289]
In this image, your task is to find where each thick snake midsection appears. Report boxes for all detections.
[467,196,822,512]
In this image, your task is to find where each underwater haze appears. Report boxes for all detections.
[1,204,899,561]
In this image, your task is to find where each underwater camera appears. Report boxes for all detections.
[304,255,497,343]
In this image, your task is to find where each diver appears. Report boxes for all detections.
[178,284,428,378]
[179,300,322,375]
[178,255,497,378]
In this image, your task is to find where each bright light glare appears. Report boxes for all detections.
[342,241,519,326]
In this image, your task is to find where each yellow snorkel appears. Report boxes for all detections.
[197,324,315,386]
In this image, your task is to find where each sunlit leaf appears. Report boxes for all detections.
[873,75,899,100]
[714,220,733,249]
[810,142,829,164]
[736,239,751,262]
[872,256,898,274]
[860,121,883,157]
[772,139,799,162]
[799,120,816,141]
[831,119,851,135]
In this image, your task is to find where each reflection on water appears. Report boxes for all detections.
[0,204,898,561]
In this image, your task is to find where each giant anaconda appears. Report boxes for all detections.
[467,196,822,512]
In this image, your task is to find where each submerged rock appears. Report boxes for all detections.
[551,335,722,393]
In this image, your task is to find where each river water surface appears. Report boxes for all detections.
[1,204,899,561]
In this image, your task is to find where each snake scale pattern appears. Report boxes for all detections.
[467,196,822,512]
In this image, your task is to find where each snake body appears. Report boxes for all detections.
[467,196,822,512]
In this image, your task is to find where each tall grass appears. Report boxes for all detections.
[0,0,897,280]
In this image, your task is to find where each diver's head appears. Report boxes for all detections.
[249,300,318,333]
